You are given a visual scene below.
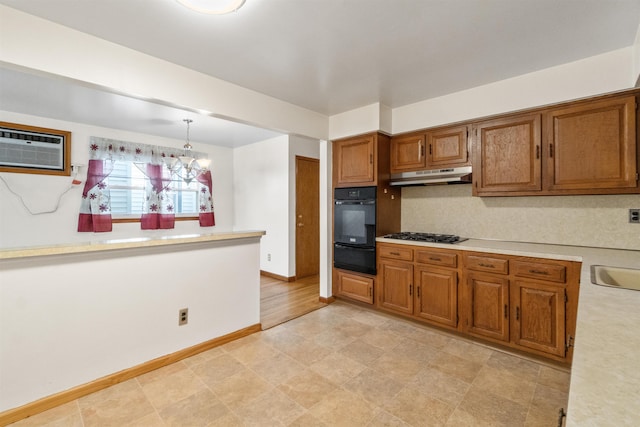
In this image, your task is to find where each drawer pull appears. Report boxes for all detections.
[429,257,442,261]
[479,263,495,268]
[390,251,400,256]
[528,269,549,275]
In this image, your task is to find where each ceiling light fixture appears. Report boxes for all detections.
[165,119,211,184]
[176,0,245,15]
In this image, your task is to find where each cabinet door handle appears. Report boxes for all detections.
[369,154,373,164]
[419,141,424,158]
[549,143,554,158]
[529,269,549,275]
[409,284,413,296]
[368,287,372,297]
[536,145,540,159]
[429,144,432,155]
[504,304,508,318]
[516,306,520,321]
[417,286,421,297]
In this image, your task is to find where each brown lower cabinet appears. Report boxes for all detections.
[335,269,374,304]
[371,243,580,364]
[377,244,459,331]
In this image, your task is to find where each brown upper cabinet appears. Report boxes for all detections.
[333,132,392,187]
[544,96,637,192]
[473,114,542,194]
[390,124,470,173]
[473,94,639,196]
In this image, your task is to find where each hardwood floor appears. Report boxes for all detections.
[260,274,327,330]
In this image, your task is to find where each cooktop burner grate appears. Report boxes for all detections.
[383,232,468,244]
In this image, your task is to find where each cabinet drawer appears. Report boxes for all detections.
[416,250,457,268]
[379,245,413,261]
[465,255,509,274]
[513,261,566,283]
[337,270,374,304]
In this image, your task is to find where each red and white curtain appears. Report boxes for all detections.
[78,136,214,232]
[197,170,215,227]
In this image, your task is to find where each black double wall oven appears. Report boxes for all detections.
[333,186,377,275]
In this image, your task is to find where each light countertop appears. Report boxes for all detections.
[0,230,266,260]
[378,237,640,425]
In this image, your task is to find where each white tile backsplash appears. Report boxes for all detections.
[401,185,640,250]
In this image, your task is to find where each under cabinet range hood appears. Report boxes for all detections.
[390,166,472,186]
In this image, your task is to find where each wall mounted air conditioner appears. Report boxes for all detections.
[0,122,71,176]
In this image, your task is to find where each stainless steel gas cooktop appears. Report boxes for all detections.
[383,232,468,244]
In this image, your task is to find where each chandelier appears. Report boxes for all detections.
[165,119,211,184]
[175,0,245,15]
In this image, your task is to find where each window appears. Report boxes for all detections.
[108,161,200,219]
[78,136,215,233]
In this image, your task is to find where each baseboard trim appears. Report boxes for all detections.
[319,296,336,304]
[260,270,296,282]
[0,323,262,426]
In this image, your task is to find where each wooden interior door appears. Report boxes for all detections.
[295,156,319,279]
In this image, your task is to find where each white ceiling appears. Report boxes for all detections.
[1,0,640,145]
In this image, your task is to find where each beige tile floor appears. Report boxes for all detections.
[10,301,570,426]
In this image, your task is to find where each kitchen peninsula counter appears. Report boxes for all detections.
[0,230,265,260]
[0,230,265,415]
[377,237,640,426]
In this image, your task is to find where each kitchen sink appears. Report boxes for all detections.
[591,265,640,291]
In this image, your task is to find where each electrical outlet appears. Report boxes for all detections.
[178,308,188,326]
[267,253,271,261]
[630,209,640,224]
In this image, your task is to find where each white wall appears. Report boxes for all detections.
[0,111,234,249]
[0,238,261,412]
[402,185,640,251]
[233,135,320,278]
[329,103,391,140]
[0,5,328,141]
[633,21,640,85]
[233,136,290,276]
[392,47,635,134]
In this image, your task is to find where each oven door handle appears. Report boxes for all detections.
[334,244,375,251]
[335,200,376,205]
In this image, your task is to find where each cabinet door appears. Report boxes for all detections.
[473,114,542,195]
[336,270,374,304]
[415,266,458,328]
[512,280,565,357]
[545,96,637,191]
[427,125,470,167]
[334,135,375,185]
[390,133,426,173]
[378,261,413,315]
[466,272,510,342]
